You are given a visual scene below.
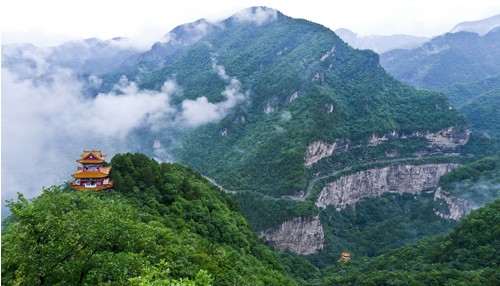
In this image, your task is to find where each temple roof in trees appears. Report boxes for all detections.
[76,150,107,164]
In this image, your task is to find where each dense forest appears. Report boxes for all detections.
[3,153,499,285]
[2,153,295,285]
[316,199,500,285]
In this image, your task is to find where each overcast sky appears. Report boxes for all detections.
[2,0,500,47]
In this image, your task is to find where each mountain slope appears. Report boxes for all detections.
[3,7,485,269]
[132,7,468,198]
[458,89,500,137]
[317,199,500,285]
[1,153,296,285]
[380,27,500,141]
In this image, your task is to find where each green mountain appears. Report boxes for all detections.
[380,29,500,140]
[442,74,500,107]
[5,7,498,284]
[1,153,295,285]
[128,7,468,197]
[380,29,500,92]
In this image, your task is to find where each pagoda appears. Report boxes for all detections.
[339,251,351,261]
[71,150,113,191]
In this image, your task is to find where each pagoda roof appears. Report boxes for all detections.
[71,166,111,178]
[76,150,107,164]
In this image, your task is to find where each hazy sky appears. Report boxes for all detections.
[2,0,500,47]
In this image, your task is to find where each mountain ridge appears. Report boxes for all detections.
[450,13,500,35]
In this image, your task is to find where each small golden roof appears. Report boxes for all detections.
[76,150,107,163]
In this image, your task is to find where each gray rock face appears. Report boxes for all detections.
[304,139,349,166]
[305,127,470,167]
[434,187,477,220]
[316,163,459,210]
[258,216,324,255]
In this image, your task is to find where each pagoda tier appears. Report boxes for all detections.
[71,150,113,191]
[76,150,107,164]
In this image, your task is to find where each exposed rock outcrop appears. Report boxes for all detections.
[368,127,471,149]
[434,187,477,220]
[422,127,471,149]
[305,140,349,166]
[258,216,324,255]
[316,163,459,210]
[306,127,470,166]
[264,103,274,114]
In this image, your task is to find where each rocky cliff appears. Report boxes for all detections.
[434,187,477,220]
[305,127,470,166]
[316,163,459,210]
[305,140,349,166]
[258,216,324,255]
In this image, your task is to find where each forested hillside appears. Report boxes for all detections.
[72,7,489,264]
[125,8,468,198]
[1,153,295,285]
[316,199,500,285]
[380,28,500,140]
[2,153,498,285]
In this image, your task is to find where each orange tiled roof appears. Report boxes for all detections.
[71,166,111,179]
[76,150,107,163]
[72,166,111,176]
[340,252,351,261]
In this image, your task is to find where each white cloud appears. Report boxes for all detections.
[233,7,278,26]
[1,59,176,216]
[181,96,224,127]
[179,58,247,127]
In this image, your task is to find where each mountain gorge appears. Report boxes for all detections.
[2,6,500,285]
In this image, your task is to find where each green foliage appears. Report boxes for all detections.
[458,89,500,138]
[232,191,318,232]
[2,153,296,286]
[315,199,500,285]
[438,156,500,205]
[443,74,500,107]
[1,188,156,285]
[129,260,212,286]
[307,193,456,268]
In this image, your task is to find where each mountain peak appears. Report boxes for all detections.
[450,14,500,36]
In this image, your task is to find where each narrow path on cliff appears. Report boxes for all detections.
[204,155,465,203]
